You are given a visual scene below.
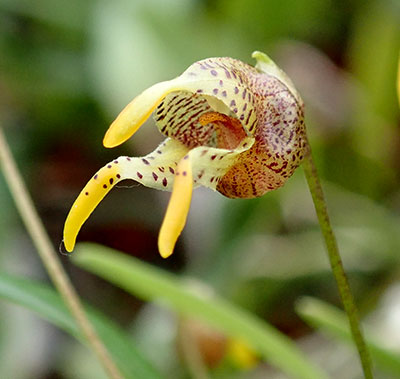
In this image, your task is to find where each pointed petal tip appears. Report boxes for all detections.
[158,156,193,259]
[63,163,122,255]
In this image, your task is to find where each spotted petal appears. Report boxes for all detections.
[64,51,307,258]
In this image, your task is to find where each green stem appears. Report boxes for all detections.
[0,127,123,379]
[302,150,373,378]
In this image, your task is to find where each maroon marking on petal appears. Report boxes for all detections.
[152,172,158,181]
[85,192,89,196]
[157,150,162,154]
[116,174,121,179]
[169,167,175,174]
[234,87,239,94]
[242,103,247,111]
[211,155,217,160]
[219,155,224,160]
[126,157,131,161]
[242,89,247,99]
[158,167,165,172]
[240,114,245,121]
[201,150,208,156]
[210,70,218,76]
[213,88,218,95]
[107,164,112,168]
[184,155,189,160]
[103,184,107,189]
[210,176,215,183]
[182,171,187,176]
[230,100,236,107]
[113,160,119,164]
[219,80,223,86]
[224,69,231,79]
[196,89,203,93]
[109,178,114,185]
[94,174,98,180]
[142,158,150,165]
[162,178,168,187]
[233,108,238,113]
[198,170,204,179]
[137,172,143,179]
[222,90,227,97]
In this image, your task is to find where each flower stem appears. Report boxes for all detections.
[302,150,373,378]
[0,127,123,379]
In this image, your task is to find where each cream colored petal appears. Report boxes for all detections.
[252,51,303,105]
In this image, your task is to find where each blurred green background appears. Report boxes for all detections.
[0,0,399,378]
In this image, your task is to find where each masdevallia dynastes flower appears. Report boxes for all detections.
[63,51,308,258]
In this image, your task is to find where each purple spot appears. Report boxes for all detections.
[103,184,107,189]
[222,91,227,97]
[113,160,119,164]
[213,88,218,95]
[116,174,121,179]
[152,172,158,181]
[210,70,218,76]
[85,192,89,196]
[137,172,143,179]
[219,80,223,86]
[162,178,168,187]
[94,174,98,180]
[107,164,112,169]
[109,178,114,185]
[233,108,238,113]
[196,89,203,93]
[142,158,150,165]
[182,171,187,176]
[224,70,231,79]
[234,87,239,94]
[230,100,236,107]
[184,155,189,160]
[126,157,131,161]
[242,103,247,111]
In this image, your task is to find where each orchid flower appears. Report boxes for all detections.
[63,51,307,258]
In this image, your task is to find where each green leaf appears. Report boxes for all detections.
[296,296,400,377]
[73,243,327,379]
[0,272,162,379]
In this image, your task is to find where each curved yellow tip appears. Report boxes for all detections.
[63,163,121,252]
[158,156,193,258]
[103,80,181,148]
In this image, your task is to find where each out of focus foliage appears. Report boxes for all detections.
[0,0,399,378]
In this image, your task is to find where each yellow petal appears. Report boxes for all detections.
[158,155,193,258]
[63,139,189,253]
[63,164,121,252]
[103,80,183,148]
